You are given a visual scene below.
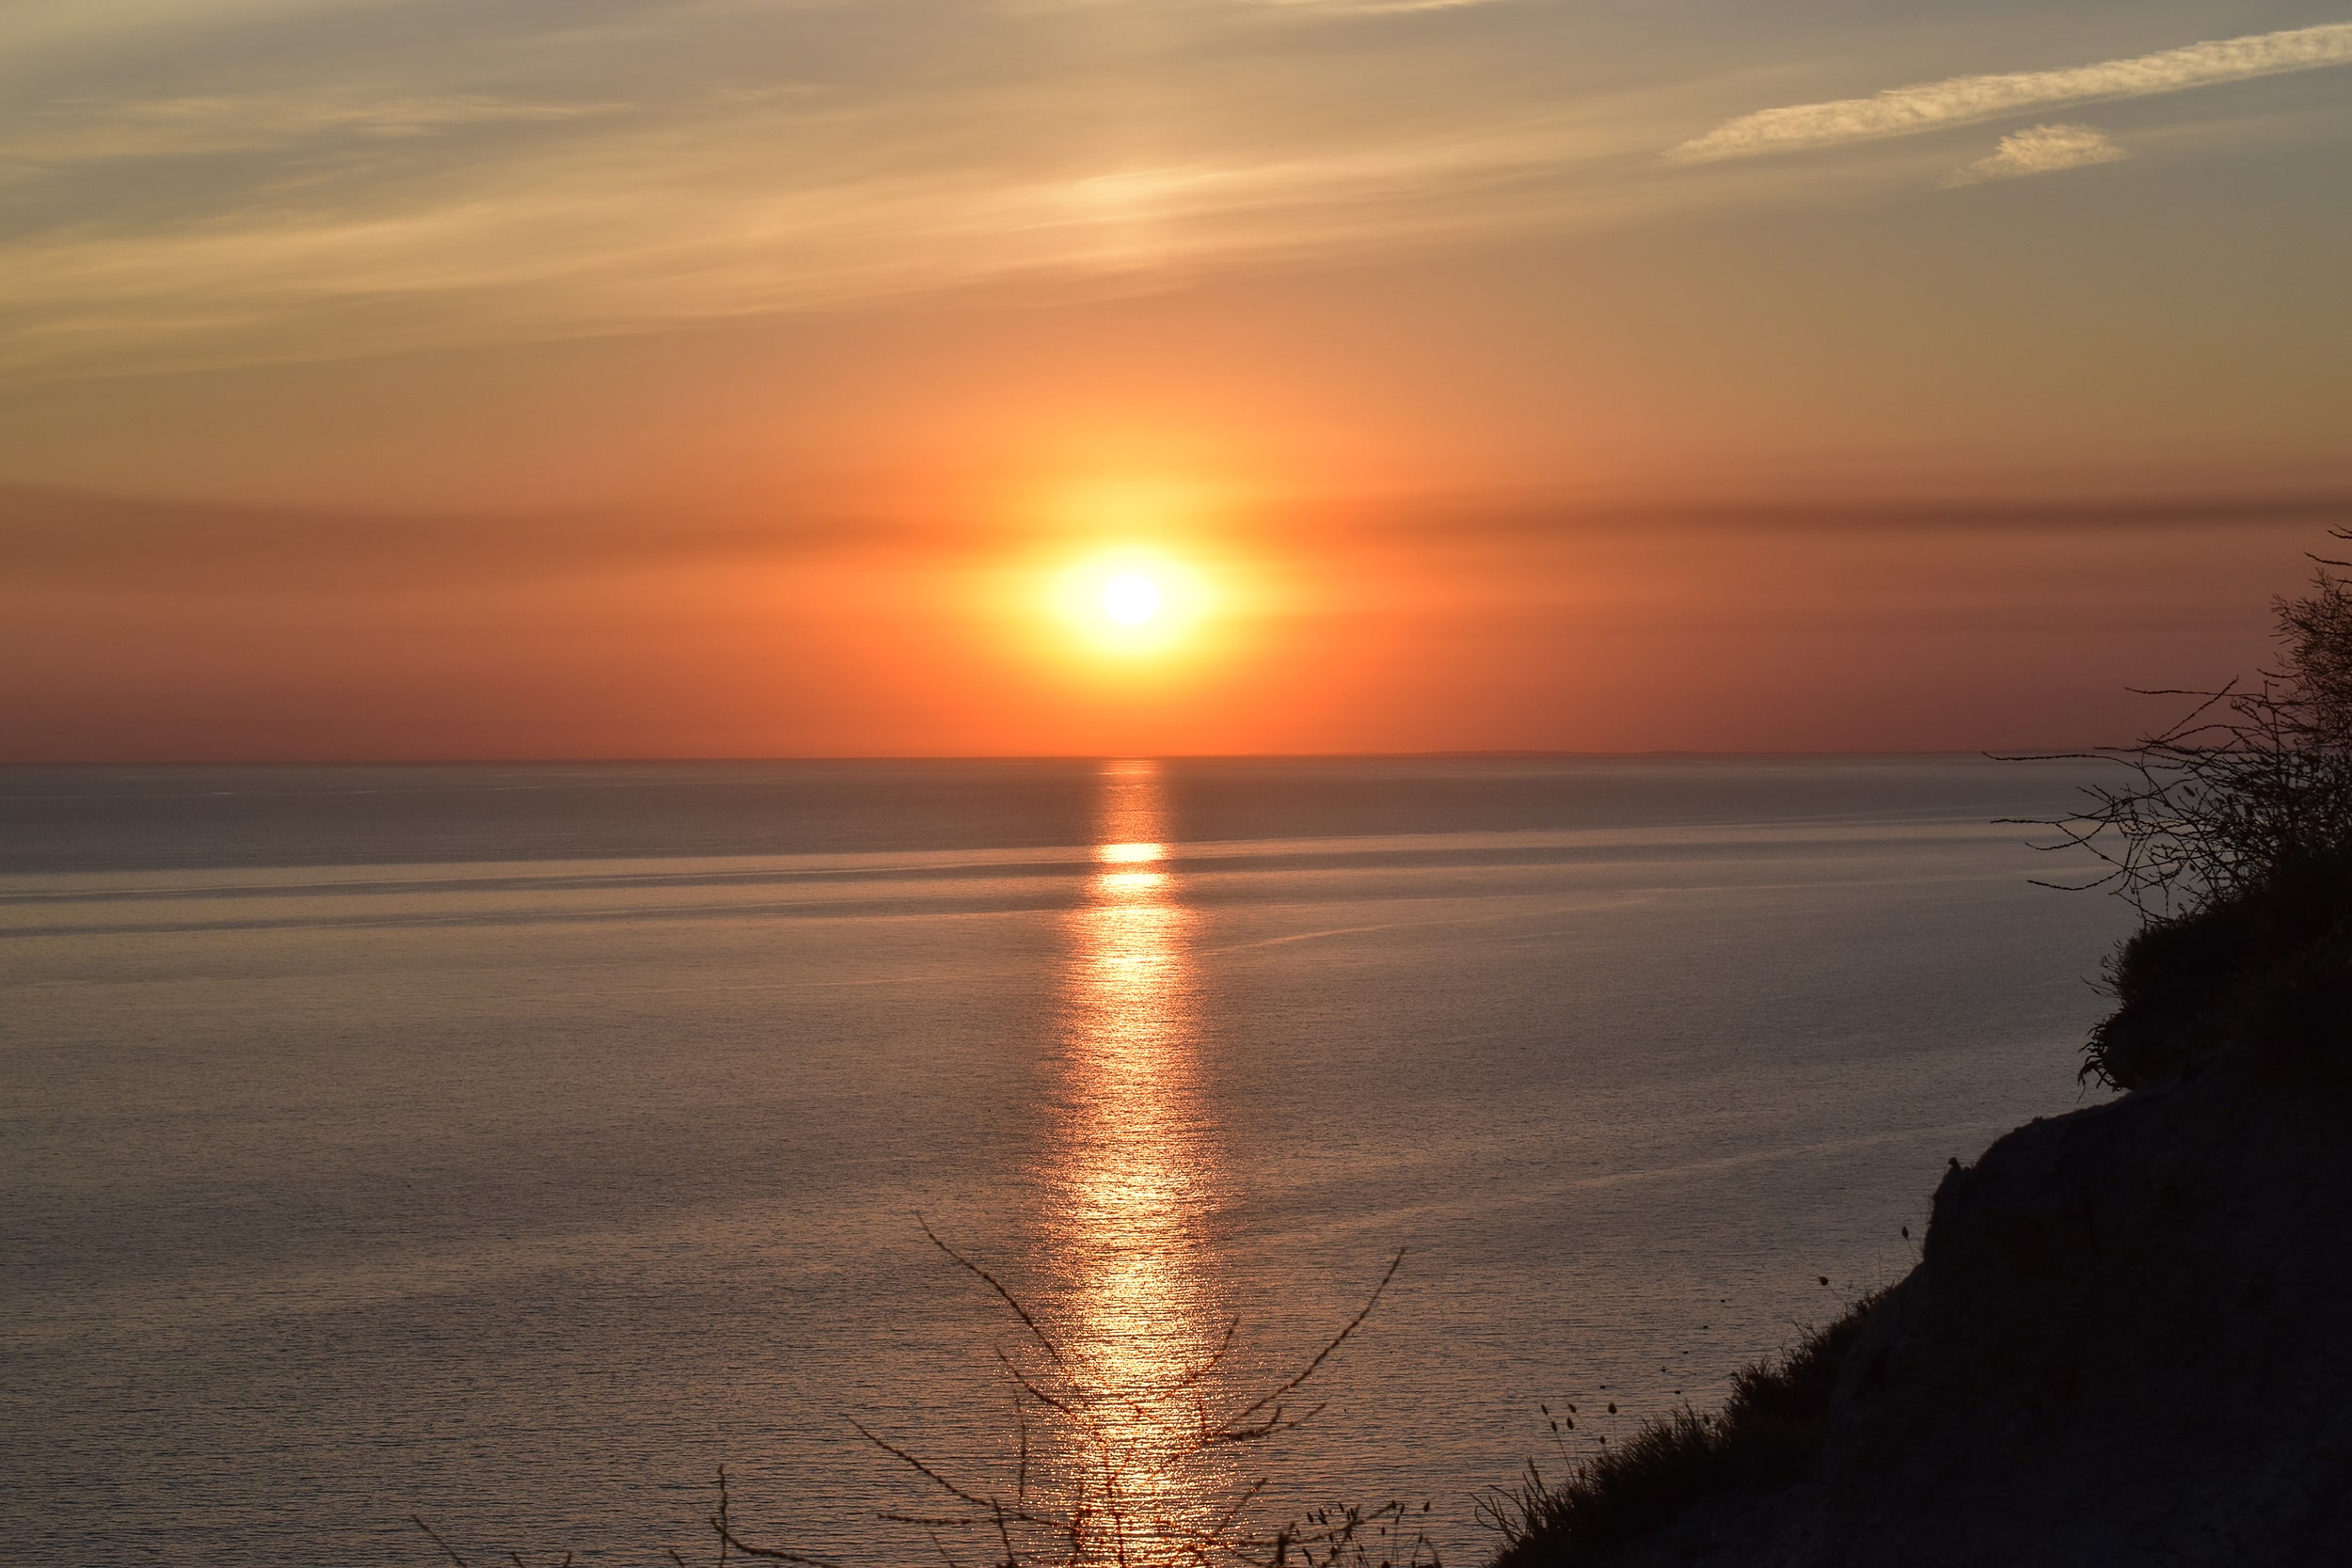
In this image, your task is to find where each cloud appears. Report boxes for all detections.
[0,92,614,166]
[0,93,1681,378]
[0,485,895,592]
[1670,21,2352,163]
[11,483,2341,597]
[1943,123,2126,186]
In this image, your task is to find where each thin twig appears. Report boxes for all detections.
[918,1213,1071,1372]
[708,1466,849,1567]
[852,1418,1056,1527]
[1216,1251,1404,1438]
[409,1516,470,1568]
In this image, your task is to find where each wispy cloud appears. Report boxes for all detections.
[1671,21,2352,163]
[1943,122,2125,186]
[0,91,614,166]
[0,86,1688,377]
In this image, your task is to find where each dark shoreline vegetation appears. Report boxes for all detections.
[410,540,2352,1567]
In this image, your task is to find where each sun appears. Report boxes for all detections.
[1054,551,1208,657]
[1101,573,1161,627]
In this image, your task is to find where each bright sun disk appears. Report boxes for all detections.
[1046,549,1212,660]
[1102,573,1161,626]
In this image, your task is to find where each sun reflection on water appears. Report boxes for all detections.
[1039,758,1235,1544]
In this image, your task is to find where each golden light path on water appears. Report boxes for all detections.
[1039,758,1237,1555]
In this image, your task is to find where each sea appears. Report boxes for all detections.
[0,756,2132,1565]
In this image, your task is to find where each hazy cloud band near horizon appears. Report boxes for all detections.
[1673,21,2352,163]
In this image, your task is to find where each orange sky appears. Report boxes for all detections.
[6,475,2338,758]
[4,5,2349,759]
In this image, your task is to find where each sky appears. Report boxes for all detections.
[3,0,2348,758]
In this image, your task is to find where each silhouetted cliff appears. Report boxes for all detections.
[1497,857,2352,1567]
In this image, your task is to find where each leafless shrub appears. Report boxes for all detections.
[2010,531,2352,921]
[414,1229,1436,1568]
[745,1221,1434,1568]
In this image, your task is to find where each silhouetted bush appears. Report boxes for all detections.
[2088,847,2352,1089]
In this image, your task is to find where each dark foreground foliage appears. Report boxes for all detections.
[1483,1291,1885,1567]
[2089,846,2352,1089]
[2013,528,2352,1089]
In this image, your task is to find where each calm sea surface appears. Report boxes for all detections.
[1,758,2130,1565]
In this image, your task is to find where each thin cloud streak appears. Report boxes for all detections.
[0,92,617,166]
[10,484,2342,592]
[1672,21,2352,163]
[1944,123,2125,186]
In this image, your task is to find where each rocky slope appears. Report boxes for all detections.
[1808,1038,2352,1565]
